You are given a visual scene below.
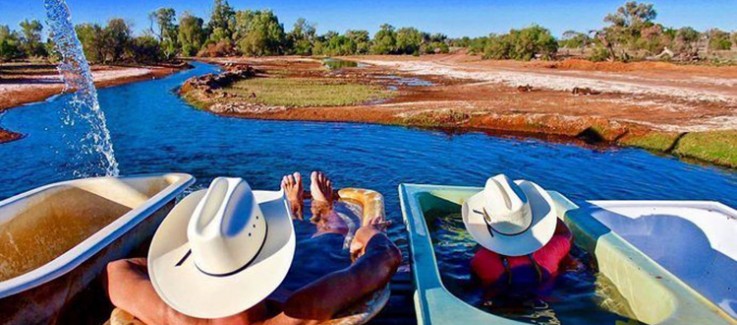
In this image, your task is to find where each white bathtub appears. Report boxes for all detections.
[585,200,737,320]
[0,173,194,324]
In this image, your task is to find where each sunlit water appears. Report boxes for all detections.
[43,0,119,176]
[1,61,737,270]
[431,211,642,324]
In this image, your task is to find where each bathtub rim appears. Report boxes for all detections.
[0,173,195,298]
[398,183,735,325]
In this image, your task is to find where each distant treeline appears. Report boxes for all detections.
[0,0,735,64]
[457,2,736,62]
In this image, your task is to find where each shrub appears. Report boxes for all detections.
[482,25,557,61]
[129,36,163,63]
[198,39,236,57]
[589,45,611,62]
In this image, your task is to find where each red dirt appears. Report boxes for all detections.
[0,128,22,143]
[186,54,737,142]
[0,64,185,111]
[0,63,186,143]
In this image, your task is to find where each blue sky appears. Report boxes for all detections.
[1,0,735,38]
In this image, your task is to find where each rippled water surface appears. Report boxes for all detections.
[1,61,737,267]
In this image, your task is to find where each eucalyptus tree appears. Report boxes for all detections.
[103,19,133,63]
[345,29,370,54]
[0,25,22,61]
[178,12,207,56]
[149,8,178,58]
[75,23,105,63]
[287,18,317,55]
[235,10,286,56]
[371,24,397,54]
[395,27,423,55]
[208,0,236,43]
[19,19,46,57]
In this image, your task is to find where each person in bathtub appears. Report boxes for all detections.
[462,174,573,300]
[105,171,401,324]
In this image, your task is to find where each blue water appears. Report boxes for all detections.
[1,61,737,265]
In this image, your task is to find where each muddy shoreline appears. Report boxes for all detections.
[183,55,737,168]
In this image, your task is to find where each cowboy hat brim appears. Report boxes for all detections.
[462,180,557,257]
[148,189,295,319]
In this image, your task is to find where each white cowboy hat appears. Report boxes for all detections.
[148,177,295,319]
[462,174,557,256]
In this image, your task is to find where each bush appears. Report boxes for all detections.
[198,39,236,57]
[589,45,611,62]
[481,25,557,61]
[129,36,163,63]
[483,34,511,59]
[708,29,732,51]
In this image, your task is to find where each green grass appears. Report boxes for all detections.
[401,110,470,127]
[673,131,737,168]
[620,132,680,151]
[180,91,210,110]
[225,77,392,107]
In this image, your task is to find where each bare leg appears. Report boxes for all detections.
[309,171,348,236]
[281,172,304,220]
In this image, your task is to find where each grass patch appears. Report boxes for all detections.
[401,110,470,127]
[620,131,680,151]
[226,77,392,107]
[181,91,211,110]
[673,131,737,168]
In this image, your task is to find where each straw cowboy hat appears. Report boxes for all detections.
[462,174,557,256]
[148,177,295,319]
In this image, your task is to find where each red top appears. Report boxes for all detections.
[470,219,573,297]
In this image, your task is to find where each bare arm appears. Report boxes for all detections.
[268,228,401,323]
[106,258,263,325]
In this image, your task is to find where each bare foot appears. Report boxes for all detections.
[310,171,334,204]
[281,172,304,219]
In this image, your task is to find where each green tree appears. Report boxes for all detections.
[560,30,591,49]
[208,0,235,42]
[345,30,370,54]
[511,25,557,60]
[75,23,105,63]
[708,28,732,51]
[149,8,178,58]
[637,24,669,54]
[235,10,285,56]
[422,33,449,54]
[395,27,423,55]
[673,26,699,54]
[128,35,163,63]
[481,25,557,61]
[483,34,511,59]
[320,31,352,56]
[371,24,397,54]
[286,18,316,55]
[178,12,207,56]
[600,1,657,58]
[468,36,489,55]
[102,19,132,63]
[19,19,46,57]
[0,25,23,61]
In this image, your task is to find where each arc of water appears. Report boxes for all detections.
[44,0,119,176]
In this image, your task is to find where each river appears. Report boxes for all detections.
[1,61,736,263]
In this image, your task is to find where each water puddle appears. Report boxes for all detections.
[322,57,364,70]
[377,75,434,88]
